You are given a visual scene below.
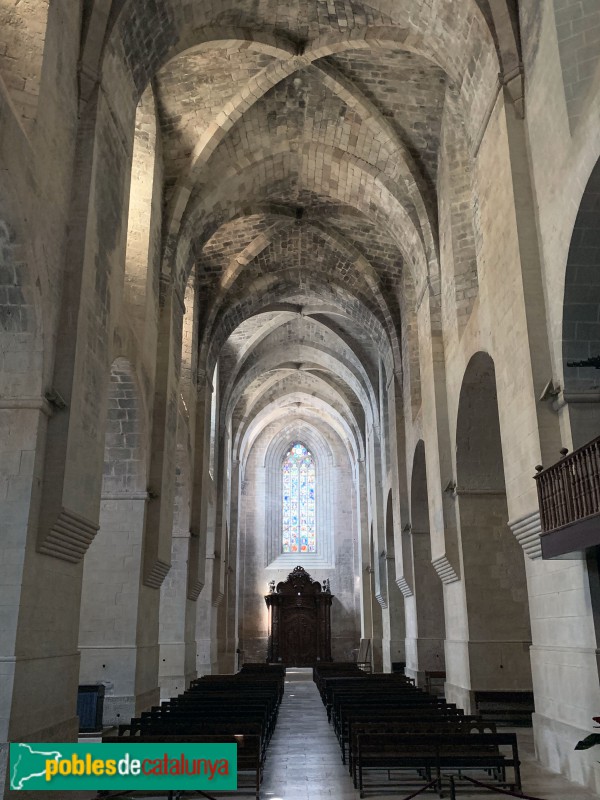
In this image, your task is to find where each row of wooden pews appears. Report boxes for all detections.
[103,663,285,799]
[314,664,522,798]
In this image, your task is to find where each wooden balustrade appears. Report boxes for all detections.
[534,435,600,537]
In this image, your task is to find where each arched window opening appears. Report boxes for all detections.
[282,443,316,554]
[264,427,334,569]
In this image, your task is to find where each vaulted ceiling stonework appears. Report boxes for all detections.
[1,2,599,797]
[108,0,511,461]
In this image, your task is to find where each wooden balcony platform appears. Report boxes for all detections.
[540,511,600,558]
[535,435,600,559]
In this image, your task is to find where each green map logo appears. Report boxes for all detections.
[9,742,237,791]
[11,744,63,790]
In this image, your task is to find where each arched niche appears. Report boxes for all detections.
[562,158,600,449]
[405,441,446,686]
[368,524,384,672]
[158,399,197,698]
[455,352,532,696]
[78,358,157,725]
[383,489,406,672]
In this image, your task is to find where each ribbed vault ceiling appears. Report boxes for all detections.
[107,0,518,459]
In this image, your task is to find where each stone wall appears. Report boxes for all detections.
[238,418,361,664]
[1,1,600,797]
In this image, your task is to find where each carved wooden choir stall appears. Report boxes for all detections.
[265,566,333,665]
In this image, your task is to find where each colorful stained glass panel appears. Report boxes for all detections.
[282,443,316,554]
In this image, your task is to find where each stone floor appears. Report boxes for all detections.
[104,668,600,800]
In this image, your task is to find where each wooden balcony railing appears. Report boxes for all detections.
[534,435,600,534]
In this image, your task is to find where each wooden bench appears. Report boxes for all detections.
[474,690,535,726]
[319,672,415,696]
[169,696,276,726]
[323,677,419,718]
[190,674,285,702]
[332,693,452,733]
[425,670,446,696]
[111,672,283,799]
[334,698,457,742]
[122,718,269,760]
[108,665,285,798]
[355,731,521,798]
[347,716,496,783]
[240,663,286,677]
[128,697,277,746]
[313,667,369,698]
[343,709,475,769]
[160,693,278,722]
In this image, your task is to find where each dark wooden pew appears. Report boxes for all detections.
[313,662,366,693]
[354,731,521,798]
[162,697,277,736]
[190,673,285,701]
[342,709,474,768]
[110,671,282,799]
[474,690,535,726]
[126,695,277,747]
[322,676,419,718]
[121,720,269,762]
[425,670,446,696]
[335,702,460,755]
[347,716,496,783]
[332,692,452,732]
[240,663,286,677]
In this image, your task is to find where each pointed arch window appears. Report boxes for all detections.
[282,443,316,554]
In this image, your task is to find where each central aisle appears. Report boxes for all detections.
[261,668,355,800]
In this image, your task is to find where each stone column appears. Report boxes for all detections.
[159,527,197,698]
[190,371,219,675]
[2,87,136,788]
[218,458,241,673]
[159,279,200,697]
[381,373,407,672]
[500,93,600,789]
[365,422,386,670]
[142,275,184,589]
[355,459,373,665]
[78,490,153,725]
[415,303,462,701]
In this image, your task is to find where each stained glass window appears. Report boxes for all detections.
[282,443,316,554]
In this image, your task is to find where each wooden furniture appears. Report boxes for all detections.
[425,670,446,696]
[357,638,372,672]
[355,732,521,798]
[108,669,284,800]
[313,664,521,799]
[473,690,535,726]
[265,566,333,665]
[535,435,600,558]
[347,715,496,780]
